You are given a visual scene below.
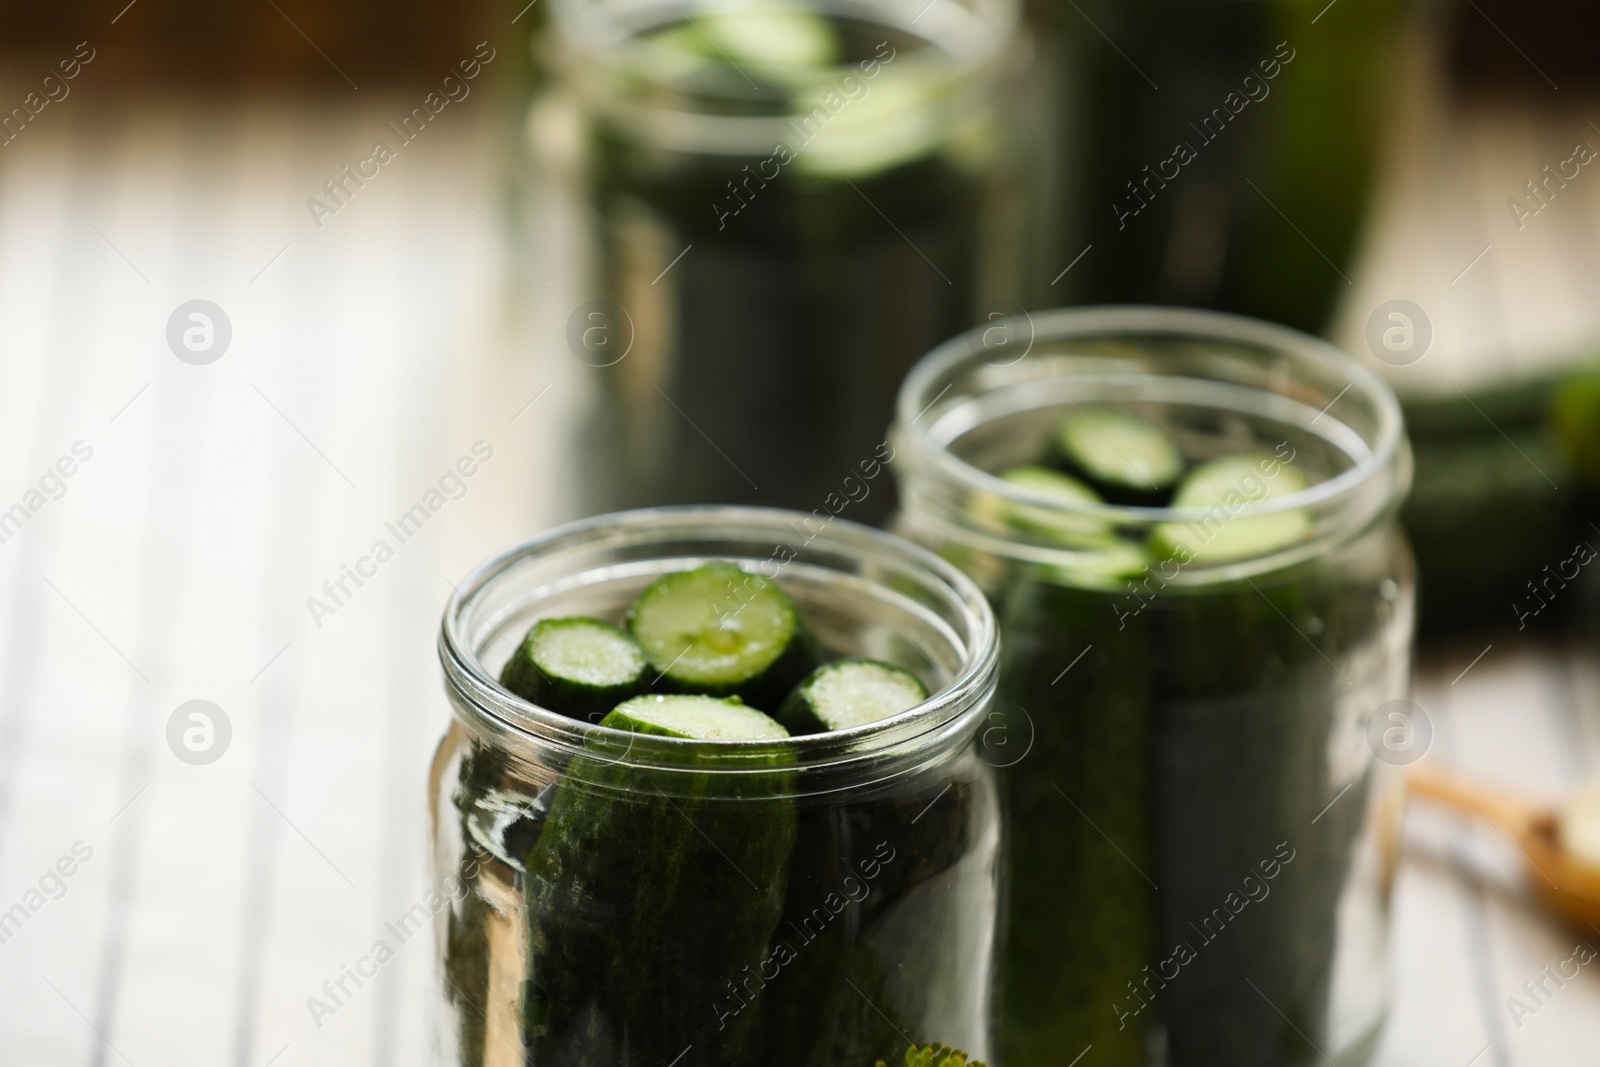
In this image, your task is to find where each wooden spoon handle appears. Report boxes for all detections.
[1406,764,1542,837]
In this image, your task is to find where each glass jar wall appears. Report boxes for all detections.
[891,307,1415,1067]
[431,506,1001,1066]
[542,0,1026,521]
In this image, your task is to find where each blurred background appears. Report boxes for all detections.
[0,0,1597,1062]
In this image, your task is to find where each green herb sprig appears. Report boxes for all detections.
[876,1043,987,1067]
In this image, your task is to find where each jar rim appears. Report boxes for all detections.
[894,304,1407,526]
[552,0,1021,88]
[438,506,999,776]
[548,0,1024,159]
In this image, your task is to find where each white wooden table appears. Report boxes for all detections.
[0,93,583,1066]
[1378,641,1600,1067]
[0,61,1596,1067]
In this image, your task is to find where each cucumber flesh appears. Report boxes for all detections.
[975,466,1112,546]
[500,617,647,721]
[1152,453,1311,564]
[1037,540,1152,589]
[697,7,839,69]
[1171,453,1306,504]
[967,466,1150,588]
[603,693,790,741]
[777,658,928,735]
[648,8,839,85]
[1052,409,1183,506]
[628,562,818,707]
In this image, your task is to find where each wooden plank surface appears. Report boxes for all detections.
[1375,641,1600,1067]
[0,76,1596,1067]
[0,96,582,1067]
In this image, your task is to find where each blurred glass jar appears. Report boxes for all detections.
[536,0,1026,522]
[430,506,1002,1067]
[890,307,1415,1067]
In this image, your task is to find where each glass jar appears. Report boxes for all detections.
[890,307,1415,1067]
[431,506,1002,1066]
[543,0,1026,522]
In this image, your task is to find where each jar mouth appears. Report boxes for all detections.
[895,304,1407,523]
[549,0,1022,158]
[554,0,1019,95]
[439,506,998,777]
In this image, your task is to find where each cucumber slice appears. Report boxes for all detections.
[697,7,839,70]
[1052,409,1183,506]
[500,617,647,721]
[1171,452,1306,504]
[777,658,928,735]
[1036,540,1152,589]
[968,466,1149,588]
[649,23,718,59]
[1152,453,1311,564]
[647,7,839,87]
[979,465,1112,545]
[791,62,946,179]
[628,562,819,707]
[602,692,790,740]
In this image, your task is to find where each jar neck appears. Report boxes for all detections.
[549,0,1023,163]
[438,506,999,796]
[891,306,1412,586]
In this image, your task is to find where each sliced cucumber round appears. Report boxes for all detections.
[648,6,839,83]
[627,562,819,708]
[1152,453,1312,564]
[777,658,929,735]
[602,693,790,741]
[500,617,647,721]
[1052,409,1184,506]
[1037,540,1152,589]
[696,7,839,70]
[967,466,1149,587]
[975,465,1112,545]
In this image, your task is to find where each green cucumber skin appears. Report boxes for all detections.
[995,576,1156,1067]
[522,747,796,1067]
[1050,457,1175,509]
[500,620,647,723]
[1398,371,1600,633]
[1403,429,1578,631]
[1150,574,1368,1066]
[758,778,983,1067]
[775,686,831,736]
[994,549,1397,1067]
[757,809,889,1067]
